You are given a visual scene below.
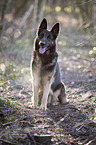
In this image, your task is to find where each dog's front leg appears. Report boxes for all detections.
[40,81,51,110]
[32,75,39,108]
[32,85,39,108]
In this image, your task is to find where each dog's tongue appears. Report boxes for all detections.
[39,47,46,54]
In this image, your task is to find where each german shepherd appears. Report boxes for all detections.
[31,18,66,110]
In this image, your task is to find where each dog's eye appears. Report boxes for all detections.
[40,33,44,38]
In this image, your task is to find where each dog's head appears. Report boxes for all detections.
[35,18,59,55]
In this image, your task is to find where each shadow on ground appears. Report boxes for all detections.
[0,96,96,144]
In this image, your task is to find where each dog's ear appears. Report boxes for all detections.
[51,23,59,39]
[38,18,47,35]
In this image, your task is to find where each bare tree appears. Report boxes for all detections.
[76,0,93,28]
[31,0,39,39]
[19,4,34,28]
[0,0,8,36]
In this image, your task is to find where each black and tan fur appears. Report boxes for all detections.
[31,18,66,110]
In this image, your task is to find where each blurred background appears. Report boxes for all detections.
[0,0,96,94]
[0,0,96,47]
[0,1,96,144]
[0,0,96,89]
[0,0,96,97]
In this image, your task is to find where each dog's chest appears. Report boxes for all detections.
[32,52,56,86]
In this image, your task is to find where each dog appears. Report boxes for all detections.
[31,18,66,110]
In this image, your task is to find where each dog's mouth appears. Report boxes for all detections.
[39,47,47,54]
[38,41,49,54]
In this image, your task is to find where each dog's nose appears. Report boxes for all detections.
[39,41,45,47]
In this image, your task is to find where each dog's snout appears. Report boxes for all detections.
[39,41,45,47]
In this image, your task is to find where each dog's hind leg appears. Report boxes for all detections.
[52,82,66,104]
[57,82,66,104]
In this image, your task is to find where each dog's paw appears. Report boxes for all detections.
[40,104,47,111]
[31,102,38,109]
[53,102,59,105]
[31,97,39,109]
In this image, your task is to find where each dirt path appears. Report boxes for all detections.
[0,38,96,144]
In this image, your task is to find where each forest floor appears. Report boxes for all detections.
[0,34,96,145]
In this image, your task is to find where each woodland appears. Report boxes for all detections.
[0,0,96,144]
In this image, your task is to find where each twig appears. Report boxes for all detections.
[1,119,18,126]
[20,120,33,126]
[27,132,37,145]
[84,139,96,145]
[0,139,17,145]
[56,114,69,125]
[0,117,25,136]
[46,114,69,127]
[0,126,11,136]
[81,138,89,144]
